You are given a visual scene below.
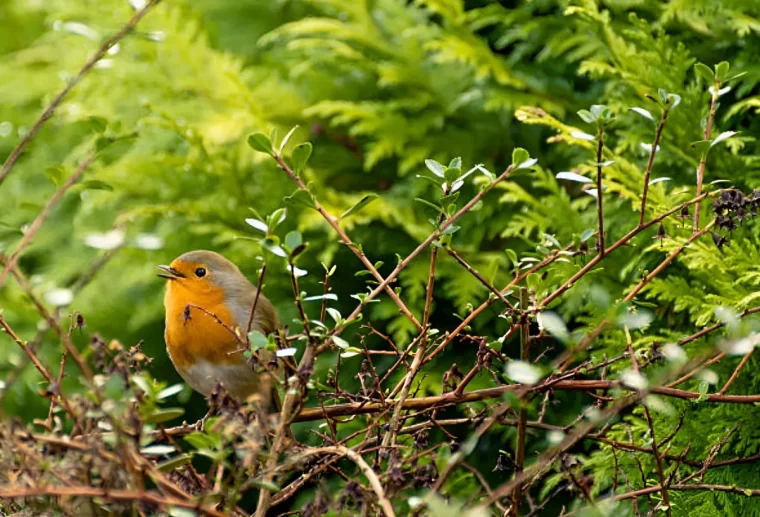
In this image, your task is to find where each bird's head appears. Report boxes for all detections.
[157,250,245,298]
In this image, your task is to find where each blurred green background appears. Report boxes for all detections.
[4,1,760,514]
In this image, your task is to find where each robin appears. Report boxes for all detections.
[157,250,281,411]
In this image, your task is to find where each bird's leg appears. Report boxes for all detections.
[197,383,223,431]
[195,405,216,432]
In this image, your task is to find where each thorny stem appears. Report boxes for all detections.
[639,105,671,226]
[694,79,720,233]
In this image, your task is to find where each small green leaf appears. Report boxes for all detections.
[78,180,113,191]
[629,107,654,121]
[711,131,738,147]
[291,142,312,175]
[512,148,530,166]
[425,159,445,178]
[44,166,65,186]
[245,218,268,232]
[267,208,287,229]
[141,444,176,456]
[448,157,462,169]
[279,125,299,153]
[415,197,443,213]
[247,133,274,154]
[505,249,518,267]
[340,194,379,220]
[261,237,287,257]
[694,62,714,83]
[590,104,607,118]
[340,347,363,358]
[332,335,349,349]
[691,139,712,159]
[580,229,595,242]
[157,453,193,472]
[440,191,460,207]
[249,331,269,350]
[715,61,730,81]
[284,231,303,251]
[444,166,461,183]
[441,224,460,235]
[146,408,185,424]
[157,384,184,399]
[284,189,317,210]
[326,307,343,325]
[577,109,596,123]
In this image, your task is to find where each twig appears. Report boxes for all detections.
[595,127,605,256]
[0,153,95,289]
[556,221,715,371]
[719,347,754,395]
[693,79,720,233]
[272,152,421,331]
[0,0,162,187]
[639,104,671,226]
[292,446,396,517]
[539,193,711,309]
[245,263,267,339]
[642,406,671,517]
[0,486,225,517]
[512,288,531,513]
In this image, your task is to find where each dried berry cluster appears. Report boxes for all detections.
[711,188,760,249]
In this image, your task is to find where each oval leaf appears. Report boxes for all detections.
[247,133,273,154]
[556,171,592,183]
[340,194,379,220]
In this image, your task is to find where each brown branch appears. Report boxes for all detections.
[0,485,225,517]
[666,351,725,388]
[272,152,421,331]
[291,446,395,517]
[445,247,515,311]
[693,79,720,233]
[643,406,671,517]
[719,347,754,395]
[512,288,531,513]
[556,221,715,371]
[245,263,267,339]
[422,244,567,367]
[596,127,605,256]
[0,153,95,289]
[0,0,162,187]
[639,105,670,226]
[539,193,711,309]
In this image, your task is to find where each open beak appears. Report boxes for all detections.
[157,265,185,280]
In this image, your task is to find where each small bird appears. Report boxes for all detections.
[158,250,280,411]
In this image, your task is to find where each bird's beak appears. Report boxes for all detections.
[157,265,185,280]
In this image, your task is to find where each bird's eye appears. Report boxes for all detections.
[195,267,206,278]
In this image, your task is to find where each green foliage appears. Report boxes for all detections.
[3,0,760,515]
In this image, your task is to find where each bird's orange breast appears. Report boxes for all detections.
[164,281,246,371]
